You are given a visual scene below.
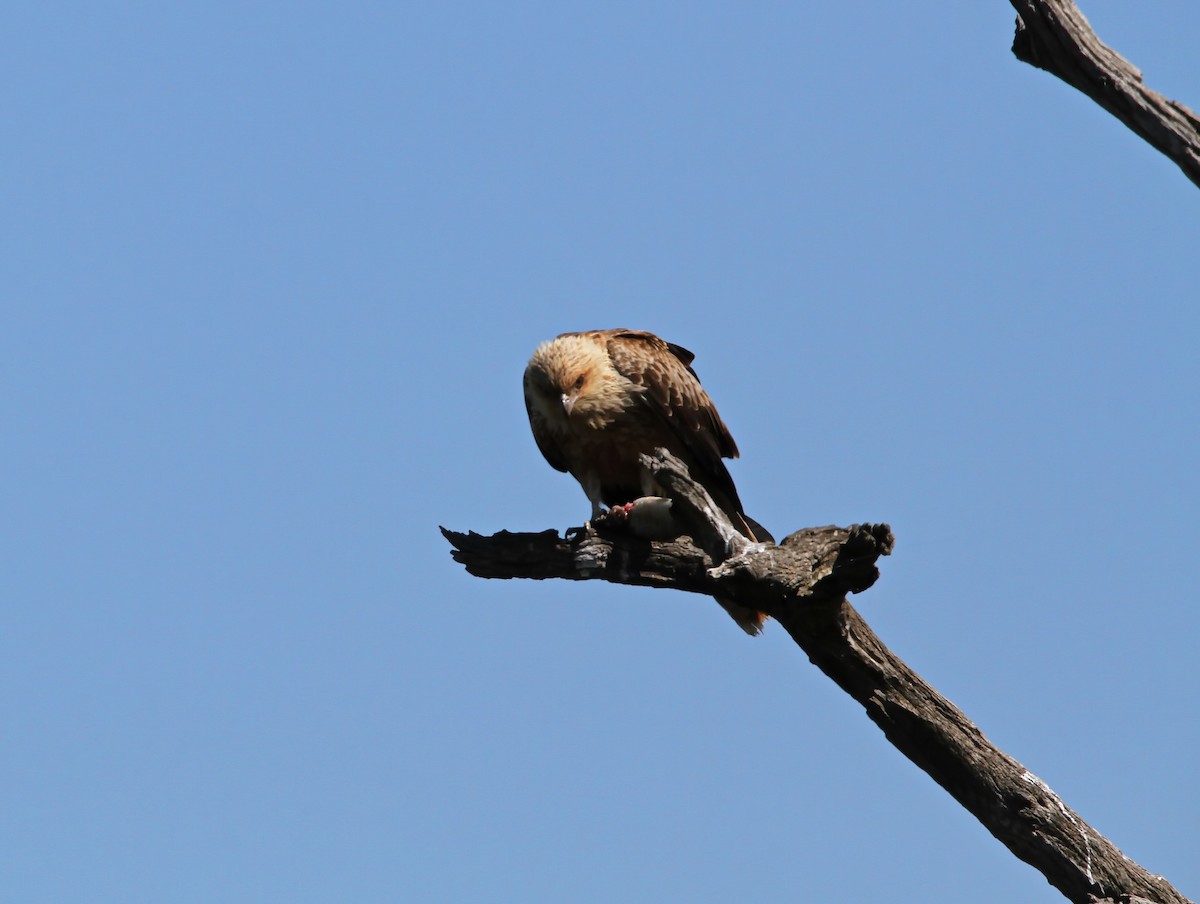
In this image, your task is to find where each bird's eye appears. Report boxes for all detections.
[573,374,585,390]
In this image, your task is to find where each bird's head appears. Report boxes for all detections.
[524,335,630,429]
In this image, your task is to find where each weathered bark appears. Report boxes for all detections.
[1008,0,1200,188]
[443,450,1193,904]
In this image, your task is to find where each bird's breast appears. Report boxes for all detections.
[565,417,677,504]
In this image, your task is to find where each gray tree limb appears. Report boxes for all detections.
[1008,0,1200,188]
[442,449,1193,904]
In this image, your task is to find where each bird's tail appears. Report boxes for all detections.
[715,596,768,635]
[717,511,772,634]
[736,513,774,544]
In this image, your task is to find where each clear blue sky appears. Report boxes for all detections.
[4,3,1197,902]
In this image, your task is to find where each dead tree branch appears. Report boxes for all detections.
[442,449,1193,904]
[1008,0,1200,188]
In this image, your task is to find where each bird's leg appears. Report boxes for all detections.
[564,478,607,541]
[580,473,605,521]
[583,469,680,538]
[567,472,680,540]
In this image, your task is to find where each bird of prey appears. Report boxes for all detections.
[523,328,772,634]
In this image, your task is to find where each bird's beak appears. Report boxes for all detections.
[561,392,576,417]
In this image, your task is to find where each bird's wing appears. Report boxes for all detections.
[597,329,743,501]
